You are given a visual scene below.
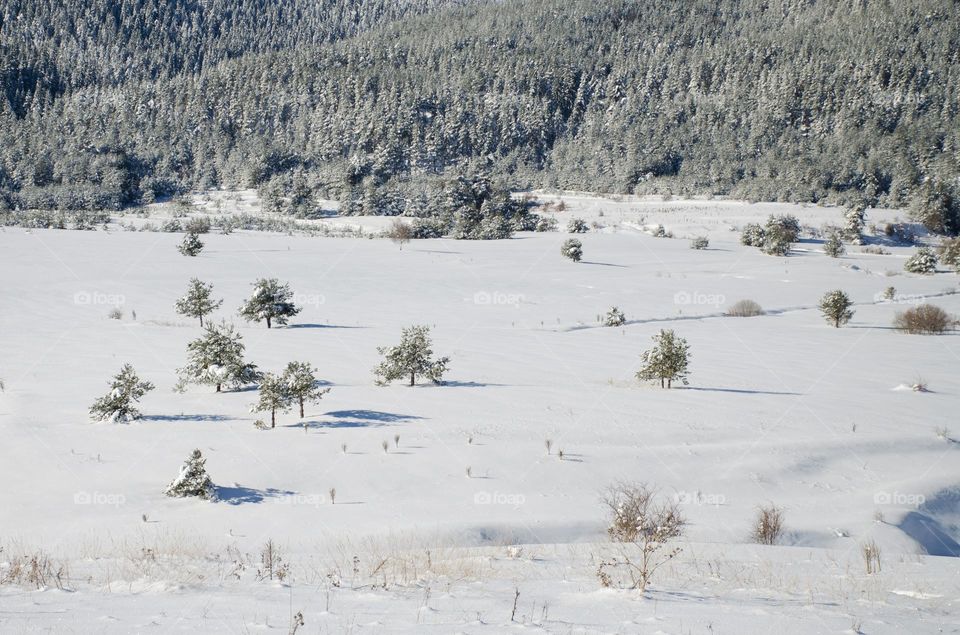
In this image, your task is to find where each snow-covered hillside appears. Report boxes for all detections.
[1,195,958,633]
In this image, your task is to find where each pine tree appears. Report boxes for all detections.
[741,224,765,247]
[823,233,845,258]
[178,321,262,392]
[178,232,204,257]
[282,361,330,418]
[164,449,215,500]
[567,218,589,233]
[604,306,626,327]
[251,372,292,428]
[561,238,583,262]
[175,278,223,327]
[89,364,155,422]
[843,205,866,244]
[819,290,854,327]
[238,278,301,328]
[936,237,960,273]
[636,329,690,389]
[374,325,450,386]
[904,247,938,274]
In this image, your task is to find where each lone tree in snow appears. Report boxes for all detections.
[239,278,301,328]
[819,290,854,328]
[178,231,204,257]
[636,329,690,389]
[843,204,866,244]
[387,218,414,250]
[374,325,450,386]
[175,278,223,327]
[251,372,292,428]
[604,306,626,327]
[164,449,215,500]
[89,364,155,422]
[823,233,845,258]
[283,361,330,418]
[178,321,262,392]
[561,238,583,262]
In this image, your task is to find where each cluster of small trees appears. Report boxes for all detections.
[252,362,329,427]
[175,277,301,329]
[741,214,801,256]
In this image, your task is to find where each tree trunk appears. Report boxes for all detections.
[267,316,272,329]
[660,378,664,389]
[199,315,204,327]
[271,409,276,428]
[410,372,416,386]
[216,383,222,393]
[667,378,672,389]
[299,398,305,418]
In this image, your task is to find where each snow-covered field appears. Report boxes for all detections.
[1,194,958,633]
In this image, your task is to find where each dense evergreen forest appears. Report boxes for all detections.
[1,0,958,233]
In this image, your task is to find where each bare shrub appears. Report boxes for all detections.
[751,504,784,545]
[726,299,764,317]
[598,483,685,593]
[0,550,69,590]
[893,304,956,334]
[257,539,290,581]
[387,218,413,249]
[861,539,881,574]
[107,307,123,320]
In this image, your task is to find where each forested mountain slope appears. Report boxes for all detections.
[0,0,957,229]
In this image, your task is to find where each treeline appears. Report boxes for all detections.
[0,0,958,232]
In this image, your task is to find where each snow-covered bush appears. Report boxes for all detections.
[177,231,203,256]
[603,306,626,327]
[726,299,764,317]
[598,483,685,593]
[535,216,558,232]
[740,223,765,247]
[175,278,223,327]
[636,329,690,388]
[177,321,262,392]
[561,238,583,262]
[843,205,866,244]
[567,218,589,233]
[937,237,960,272]
[238,278,301,328]
[164,449,215,500]
[818,290,854,327]
[374,325,450,386]
[904,247,937,274]
[89,364,155,422]
[690,236,709,250]
[823,233,845,258]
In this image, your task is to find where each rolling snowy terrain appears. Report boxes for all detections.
[1,194,958,633]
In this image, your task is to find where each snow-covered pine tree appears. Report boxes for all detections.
[823,233,845,258]
[374,325,450,386]
[282,361,330,418]
[904,247,938,274]
[89,364,155,422]
[178,232,204,256]
[177,321,262,392]
[636,329,690,389]
[567,218,589,233]
[238,278,301,328]
[175,278,223,326]
[251,372,292,428]
[818,290,854,327]
[164,449,215,500]
[740,223,765,247]
[937,237,960,273]
[604,306,626,327]
[843,205,866,244]
[561,238,583,262]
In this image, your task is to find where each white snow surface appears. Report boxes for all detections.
[1,194,958,633]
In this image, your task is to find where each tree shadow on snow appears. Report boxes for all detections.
[288,409,425,429]
[580,260,629,268]
[442,380,509,388]
[286,324,367,330]
[676,387,802,396]
[142,414,233,423]
[215,485,295,505]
